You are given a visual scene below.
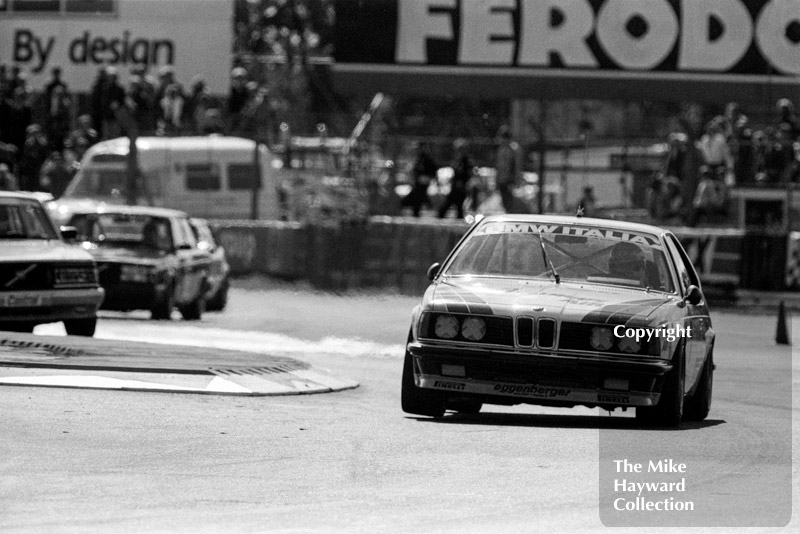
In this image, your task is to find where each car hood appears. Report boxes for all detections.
[428,277,677,327]
[88,245,167,266]
[0,239,95,263]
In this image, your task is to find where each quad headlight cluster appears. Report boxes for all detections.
[433,314,486,341]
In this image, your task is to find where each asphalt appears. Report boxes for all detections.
[0,333,359,396]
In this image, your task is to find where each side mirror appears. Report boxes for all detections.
[685,285,702,306]
[427,262,441,281]
[60,226,77,241]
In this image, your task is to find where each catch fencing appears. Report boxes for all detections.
[211,218,793,295]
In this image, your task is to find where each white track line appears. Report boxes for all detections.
[35,323,405,359]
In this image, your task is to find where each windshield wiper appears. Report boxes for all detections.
[538,229,560,284]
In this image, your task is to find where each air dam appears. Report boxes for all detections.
[0,333,359,396]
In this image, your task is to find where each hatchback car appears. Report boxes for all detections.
[66,205,210,320]
[0,191,104,335]
[402,214,714,427]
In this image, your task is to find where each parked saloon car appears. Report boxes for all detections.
[66,205,210,320]
[189,218,230,311]
[402,215,715,427]
[0,191,104,336]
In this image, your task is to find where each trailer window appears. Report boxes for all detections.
[228,163,260,190]
[185,163,220,191]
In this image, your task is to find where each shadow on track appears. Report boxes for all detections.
[407,411,726,431]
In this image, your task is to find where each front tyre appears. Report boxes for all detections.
[150,283,175,320]
[684,352,713,421]
[179,294,205,321]
[64,317,96,337]
[636,349,685,427]
[401,340,445,417]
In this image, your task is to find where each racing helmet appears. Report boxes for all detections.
[608,241,646,279]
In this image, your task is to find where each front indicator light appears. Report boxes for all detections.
[434,315,459,339]
[590,327,614,351]
[617,336,640,353]
[462,317,486,341]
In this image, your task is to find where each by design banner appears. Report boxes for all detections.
[333,0,800,101]
[0,0,233,94]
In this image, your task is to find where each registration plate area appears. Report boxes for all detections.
[417,374,659,407]
[2,294,46,308]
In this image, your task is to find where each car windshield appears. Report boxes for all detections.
[444,221,675,293]
[70,213,173,252]
[0,199,60,240]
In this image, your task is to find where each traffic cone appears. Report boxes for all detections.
[776,301,791,346]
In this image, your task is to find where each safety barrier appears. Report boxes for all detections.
[210,219,797,294]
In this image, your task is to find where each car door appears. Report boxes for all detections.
[171,216,208,305]
[664,233,712,392]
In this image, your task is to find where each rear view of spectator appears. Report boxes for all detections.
[39,151,72,198]
[64,114,99,162]
[45,85,72,152]
[494,124,521,213]
[0,163,19,191]
[19,124,48,191]
[128,66,158,135]
[438,139,473,219]
[158,83,185,135]
[98,67,127,139]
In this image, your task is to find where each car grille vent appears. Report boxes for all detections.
[0,263,51,291]
[538,319,556,348]
[517,317,534,346]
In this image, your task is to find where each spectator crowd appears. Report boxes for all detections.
[649,98,800,226]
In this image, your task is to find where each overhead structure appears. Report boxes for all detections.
[332,0,800,103]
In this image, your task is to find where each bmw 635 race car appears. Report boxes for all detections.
[402,215,714,427]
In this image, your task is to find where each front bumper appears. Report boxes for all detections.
[0,287,105,324]
[407,341,672,408]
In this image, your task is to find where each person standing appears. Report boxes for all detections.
[402,142,438,217]
[494,125,520,213]
[438,139,473,219]
[0,163,19,191]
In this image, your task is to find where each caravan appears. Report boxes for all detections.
[52,136,279,223]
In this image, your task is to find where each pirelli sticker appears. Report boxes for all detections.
[475,223,659,246]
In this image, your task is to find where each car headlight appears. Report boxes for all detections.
[590,327,614,351]
[617,337,641,353]
[434,315,459,339]
[120,264,150,283]
[461,317,486,341]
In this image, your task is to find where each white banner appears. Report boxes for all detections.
[0,0,233,93]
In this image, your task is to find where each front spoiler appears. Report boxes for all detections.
[417,374,659,407]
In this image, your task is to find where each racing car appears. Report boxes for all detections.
[402,214,714,427]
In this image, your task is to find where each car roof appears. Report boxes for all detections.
[67,202,189,219]
[83,135,259,156]
[477,214,670,237]
[0,191,45,202]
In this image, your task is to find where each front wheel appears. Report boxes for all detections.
[684,352,713,421]
[179,294,205,321]
[636,350,685,427]
[150,284,175,320]
[64,317,96,337]
[401,337,445,417]
[206,277,229,312]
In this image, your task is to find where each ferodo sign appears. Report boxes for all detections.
[333,0,800,99]
[0,0,232,93]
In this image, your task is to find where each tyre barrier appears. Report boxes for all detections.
[210,219,798,294]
